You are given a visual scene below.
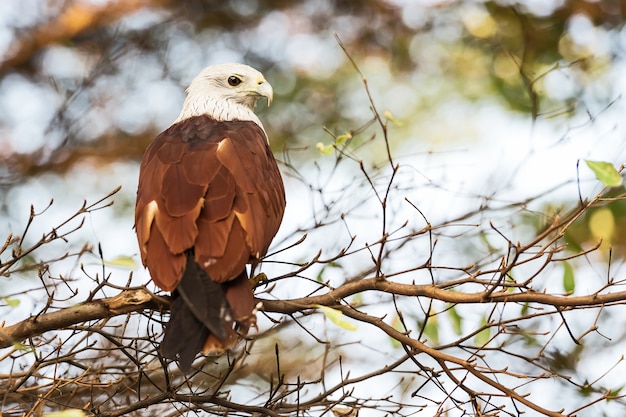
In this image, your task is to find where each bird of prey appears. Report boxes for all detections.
[135,63,285,371]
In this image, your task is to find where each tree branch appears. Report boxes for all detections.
[0,288,168,349]
[262,277,626,314]
[3,278,625,350]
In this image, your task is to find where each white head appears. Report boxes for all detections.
[175,63,274,130]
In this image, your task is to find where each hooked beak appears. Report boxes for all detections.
[255,78,273,106]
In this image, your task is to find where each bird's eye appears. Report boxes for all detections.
[228,76,242,86]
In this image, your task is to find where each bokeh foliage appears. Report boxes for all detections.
[2,1,626,416]
[1,0,624,182]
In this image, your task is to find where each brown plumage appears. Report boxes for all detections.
[134,64,285,371]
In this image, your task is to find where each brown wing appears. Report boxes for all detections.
[135,115,285,291]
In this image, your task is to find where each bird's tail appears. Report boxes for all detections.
[160,253,255,372]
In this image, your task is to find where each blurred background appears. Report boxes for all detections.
[1,0,625,253]
[2,0,626,416]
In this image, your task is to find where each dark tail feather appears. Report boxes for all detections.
[160,296,208,372]
[160,253,233,371]
[176,254,233,339]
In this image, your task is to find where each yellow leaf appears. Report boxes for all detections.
[315,305,358,331]
[102,256,138,269]
[3,296,20,307]
[316,142,334,155]
[43,410,86,417]
[462,7,497,38]
[588,207,615,246]
[383,110,404,126]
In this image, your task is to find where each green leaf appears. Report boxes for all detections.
[578,380,593,397]
[447,304,463,335]
[351,292,363,307]
[315,266,326,283]
[315,305,358,331]
[474,315,491,346]
[505,274,516,293]
[521,302,530,316]
[607,385,623,399]
[12,342,34,352]
[423,316,439,345]
[585,160,622,187]
[3,296,20,307]
[102,256,138,269]
[315,261,343,282]
[335,132,352,146]
[479,231,498,252]
[562,261,575,295]
[389,314,403,348]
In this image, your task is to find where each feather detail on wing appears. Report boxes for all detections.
[135,115,285,290]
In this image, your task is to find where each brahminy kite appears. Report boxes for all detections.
[135,63,285,371]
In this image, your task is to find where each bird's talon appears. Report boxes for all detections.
[249,272,268,287]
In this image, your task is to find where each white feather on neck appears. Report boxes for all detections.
[174,92,266,134]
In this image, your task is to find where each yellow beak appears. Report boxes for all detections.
[255,78,273,106]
